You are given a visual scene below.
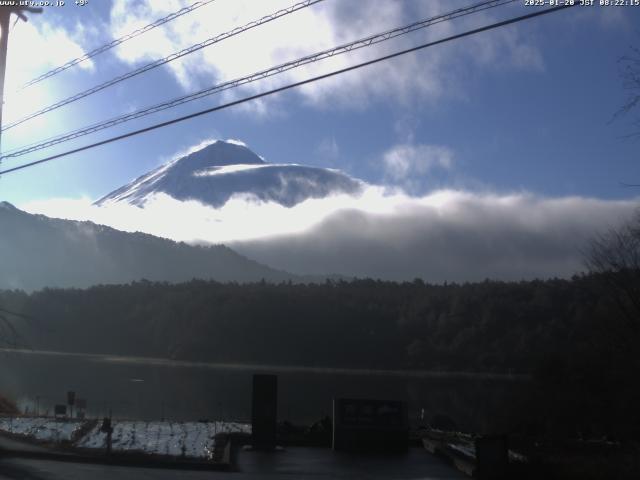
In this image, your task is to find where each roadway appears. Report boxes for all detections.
[0,447,465,479]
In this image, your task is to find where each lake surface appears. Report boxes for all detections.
[0,349,530,433]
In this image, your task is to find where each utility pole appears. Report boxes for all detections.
[0,5,42,154]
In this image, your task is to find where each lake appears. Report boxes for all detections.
[0,348,530,433]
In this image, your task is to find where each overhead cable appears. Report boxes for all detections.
[0,4,577,176]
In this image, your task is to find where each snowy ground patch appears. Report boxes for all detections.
[0,416,85,442]
[1,416,251,459]
[77,420,250,459]
[76,421,251,458]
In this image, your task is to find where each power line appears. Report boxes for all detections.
[3,0,513,158]
[2,0,325,132]
[17,0,219,91]
[0,0,517,160]
[0,4,577,177]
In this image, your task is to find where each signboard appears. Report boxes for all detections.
[76,398,87,410]
[332,398,408,453]
[54,404,67,417]
[251,374,278,450]
[67,391,76,406]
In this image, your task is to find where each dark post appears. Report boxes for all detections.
[251,374,277,450]
[67,391,75,419]
[100,416,113,456]
[0,8,11,150]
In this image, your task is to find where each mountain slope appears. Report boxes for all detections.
[95,140,364,207]
[0,202,294,292]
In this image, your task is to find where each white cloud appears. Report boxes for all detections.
[20,187,639,283]
[383,143,454,182]
[316,136,340,163]
[7,20,95,86]
[226,138,248,147]
[107,0,545,112]
[3,20,94,127]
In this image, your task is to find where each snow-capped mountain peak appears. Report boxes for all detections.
[95,140,364,208]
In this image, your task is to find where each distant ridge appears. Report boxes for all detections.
[0,202,296,292]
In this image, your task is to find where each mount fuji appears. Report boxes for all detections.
[96,140,364,208]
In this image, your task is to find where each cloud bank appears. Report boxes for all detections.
[21,188,639,283]
[232,192,638,282]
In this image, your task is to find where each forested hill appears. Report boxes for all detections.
[0,274,630,374]
[0,201,295,291]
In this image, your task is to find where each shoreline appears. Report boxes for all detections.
[0,347,531,381]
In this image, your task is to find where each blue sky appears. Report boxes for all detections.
[0,0,638,203]
[1,0,640,281]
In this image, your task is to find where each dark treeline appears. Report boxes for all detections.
[1,274,637,438]
[0,274,629,372]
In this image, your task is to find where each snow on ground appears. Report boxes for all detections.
[75,420,251,459]
[447,441,475,458]
[0,416,251,459]
[0,416,84,442]
[446,439,527,463]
